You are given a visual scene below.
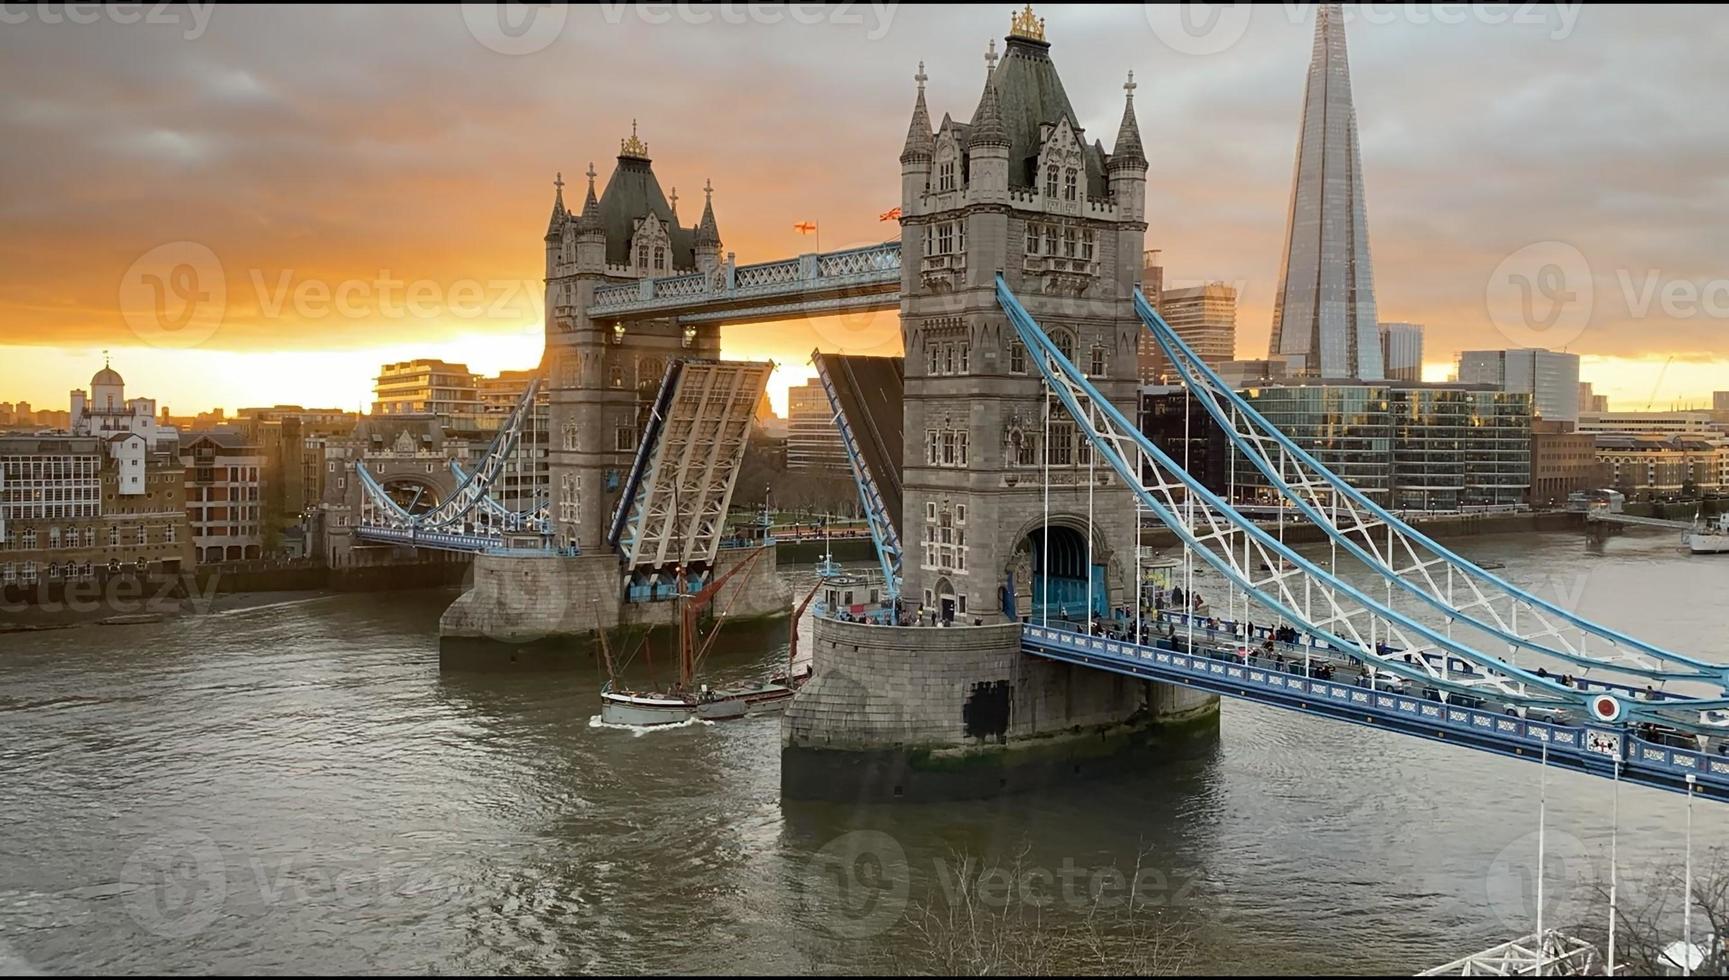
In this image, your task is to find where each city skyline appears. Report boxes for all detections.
[6,5,1729,415]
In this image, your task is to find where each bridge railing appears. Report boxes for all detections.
[1023,624,1729,799]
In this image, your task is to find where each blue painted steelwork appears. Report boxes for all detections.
[994,276,1728,734]
[1133,289,1729,691]
[811,351,901,600]
[1023,624,1729,802]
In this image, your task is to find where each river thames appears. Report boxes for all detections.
[2,528,1726,974]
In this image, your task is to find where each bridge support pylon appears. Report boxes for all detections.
[781,618,1217,801]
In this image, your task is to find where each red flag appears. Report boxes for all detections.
[793,221,817,234]
[878,207,902,222]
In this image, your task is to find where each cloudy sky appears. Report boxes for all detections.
[3,2,1727,414]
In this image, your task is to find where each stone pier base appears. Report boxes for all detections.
[781,618,1219,801]
[437,548,791,669]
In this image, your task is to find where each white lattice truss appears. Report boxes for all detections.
[618,359,771,576]
[1418,931,1604,976]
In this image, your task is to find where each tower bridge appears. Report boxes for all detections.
[396,3,1727,842]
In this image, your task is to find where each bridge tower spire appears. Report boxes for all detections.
[695,178,722,273]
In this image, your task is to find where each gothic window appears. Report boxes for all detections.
[927,430,940,465]
[1082,229,1095,262]
[941,431,955,466]
[1010,340,1026,374]
[615,425,636,452]
[1026,225,1039,254]
[957,431,969,466]
[1063,227,1077,258]
[1044,225,1058,255]
[48,527,59,548]
[559,474,579,523]
[958,221,966,253]
[637,244,649,268]
[653,246,666,271]
[959,344,969,374]
[927,344,940,376]
[1016,431,1038,466]
[943,345,955,375]
[1090,345,1107,379]
[1051,328,1076,363]
[640,358,664,389]
[1045,164,1058,198]
[1064,168,1078,201]
[938,160,956,192]
[1052,421,1074,465]
[937,223,953,255]
[563,422,579,452]
[610,365,624,388]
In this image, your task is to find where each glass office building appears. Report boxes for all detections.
[1163,381,1533,510]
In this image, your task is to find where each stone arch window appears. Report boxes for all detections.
[639,357,665,391]
[563,421,579,452]
[637,244,649,268]
[653,246,666,271]
[1063,167,1078,201]
[1044,165,1059,198]
[1090,345,1107,379]
[1050,327,1076,363]
[1009,339,1026,375]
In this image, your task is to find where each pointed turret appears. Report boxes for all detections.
[694,178,722,273]
[576,162,601,231]
[900,61,934,164]
[545,171,568,239]
[1109,70,1146,170]
[966,42,1008,149]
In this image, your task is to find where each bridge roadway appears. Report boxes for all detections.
[1017,618,1729,802]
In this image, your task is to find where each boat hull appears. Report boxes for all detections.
[1686,532,1729,554]
[599,681,800,726]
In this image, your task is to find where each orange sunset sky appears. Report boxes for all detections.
[3,4,1728,416]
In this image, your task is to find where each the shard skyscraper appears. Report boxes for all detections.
[1268,3,1383,380]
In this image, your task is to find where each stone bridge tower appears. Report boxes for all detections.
[897,9,1148,624]
[783,6,1216,802]
[541,125,725,554]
